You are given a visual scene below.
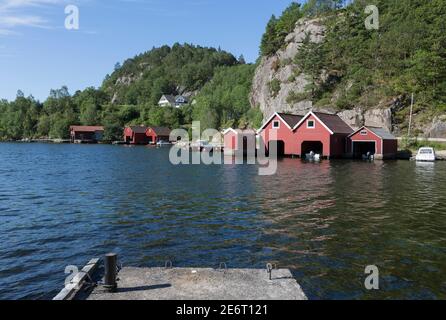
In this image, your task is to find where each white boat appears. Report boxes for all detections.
[190,140,210,152]
[415,147,436,162]
[362,152,375,161]
[305,151,321,162]
[156,140,172,147]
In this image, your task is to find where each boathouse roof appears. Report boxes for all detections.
[129,126,148,134]
[149,126,171,136]
[258,112,304,132]
[277,113,304,128]
[312,112,354,134]
[70,126,104,132]
[223,128,257,135]
[349,126,397,140]
[293,112,353,134]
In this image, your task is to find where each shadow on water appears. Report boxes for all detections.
[0,144,445,299]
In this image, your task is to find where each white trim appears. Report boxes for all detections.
[257,112,293,134]
[348,126,384,140]
[292,111,334,135]
[348,127,384,153]
[348,126,367,138]
[222,128,238,135]
[272,120,281,129]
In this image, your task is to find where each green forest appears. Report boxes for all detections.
[1,0,445,140]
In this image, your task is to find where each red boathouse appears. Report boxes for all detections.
[70,126,104,143]
[258,113,303,156]
[223,128,257,156]
[347,126,398,159]
[124,126,150,145]
[293,112,354,159]
[146,127,172,144]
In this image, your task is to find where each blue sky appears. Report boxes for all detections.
[0,0,299,101]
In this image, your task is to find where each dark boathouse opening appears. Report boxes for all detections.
[268,140,285,157]
[301,141,323,156]
[353,141,376,158]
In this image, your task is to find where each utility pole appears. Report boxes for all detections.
[408,93,414,138]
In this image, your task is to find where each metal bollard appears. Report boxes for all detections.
[104,253,118,292]
[266,263,273,281]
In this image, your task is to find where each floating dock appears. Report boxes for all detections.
[87,267,307,300]
[54,256,307,300]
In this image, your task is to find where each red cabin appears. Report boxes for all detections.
[70,126,104,143]
[347,126,398,159]
[293,112,353,159]
[124,126,150,145]
[258,113,303,156]
[146,127,172,144]
[223,128,257,156]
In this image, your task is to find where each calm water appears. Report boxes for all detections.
[0,143,445,300]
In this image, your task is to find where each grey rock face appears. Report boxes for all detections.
[364,108,393,132]
[337,108,365,130]
[426,117,446,138]
[250,18,325,120]
[337,107,394,131]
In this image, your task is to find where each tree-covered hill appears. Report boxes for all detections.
[193,64,262,131]
[102,43,239,105]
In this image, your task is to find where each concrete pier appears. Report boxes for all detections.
[86,267,307,300]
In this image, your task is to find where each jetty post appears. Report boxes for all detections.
[104,253,118,292]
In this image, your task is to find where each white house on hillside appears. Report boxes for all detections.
[158,94,189,108]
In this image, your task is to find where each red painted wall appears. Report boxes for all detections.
[294,114,332,157]
[124,127,150,145]
[146,129,157,144]
[123,127,133,143]
[224,131,238,150]
[260,115,298,155]
[348,128,383,154]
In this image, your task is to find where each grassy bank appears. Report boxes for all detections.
[399,137,446,152]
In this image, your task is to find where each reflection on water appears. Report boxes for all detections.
[0,144,445,300]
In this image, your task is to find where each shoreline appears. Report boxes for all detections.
[1,140,446,160]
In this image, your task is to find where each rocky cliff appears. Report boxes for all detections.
[250,19,323,121]
[250,17,446,137]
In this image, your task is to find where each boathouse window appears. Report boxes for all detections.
[273,121,280,129]
[307,120,315,129]
[360,130,368,135]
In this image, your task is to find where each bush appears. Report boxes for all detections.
[269,79,281,97]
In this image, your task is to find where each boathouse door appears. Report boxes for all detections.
[352,141,376,158]
[301,141,323,157]
[268,140,285,157]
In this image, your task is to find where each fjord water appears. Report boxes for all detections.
[0,143,445,300]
